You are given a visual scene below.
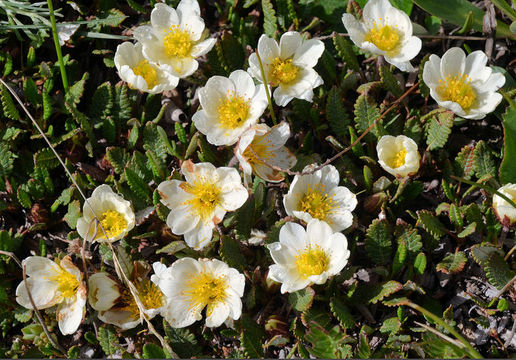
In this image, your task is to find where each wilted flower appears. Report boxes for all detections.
[342,0,421,72]
[16,256,87,335]
[157,160,248,250]
[114,42,179,93]
[235,122,297,182]
[493,183,516,226]
[76,185,135,243]
[377,135,420,178]
[248,31,324,106]
[192,70,268,146]
[88,272,120,312]
[151,258,245,328]
[267,219,350,293]
[133,0,216,78]
[422,47,505,119]
[283,164,357,232]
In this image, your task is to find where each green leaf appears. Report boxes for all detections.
[112,84,132,126]
[95,9,127,27]
[471,244,504,265]
[369,280,403,304]
[262,0,278,37]
[64,200,81,229]
[305,324,351,359]
[365,219,392,265]
[500,107,516,184]
[326,87,349,138]
[454,145,476,180]
[414,252,427,275]
[240,314,265,358]
[425,111,454,150]
[125,167,151,200]
[474,140,496,179]
[220,236,246,271]
[14,307,33,323]
[1,84,20,121]
[390,0,413,14]
[23,77,40,106]
[142,343,166,359]
[392,240,407,275]
[33,148,59,169]
[67,346,80,359]
[66,73,88,105]
[163,320,201,358]
[288,287,315,312]
[484,253,515,290]
[354,94,384,140]
[97,326,119,356]
[417,210,446,239]
[458,222,476,238]
[380,65,402,97]
[0,143,16,176]
[333,35,359,72]
[144,123,169,160]
[89,81,113,122]
[436,251,467,274]
[106,147,129,174]
[235,196,255,240]
[218,32,245,72]
[380,317,401,335]
[413,0,516,40]
[330,297,354,330]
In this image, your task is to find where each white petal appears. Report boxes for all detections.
[293,39,325,68]
[57,290,86,335]
[229,70,256,99]
[183,222,213,250]
[16,278,60,310]
[166,204,199,235]
[162,298,201,328]
[279,31,303,59]
[205,303,230,327]
[257,34,280,61]
[440,47,466,78]
[151,3,179,30]
[191,38,216,57]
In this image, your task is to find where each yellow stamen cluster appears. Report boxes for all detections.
[184,271,228,316]
[182,178,221,220]
[364,21,400,53]
[49,266,79,299]
[389,148,407,169]
[96,210,127,240]
[217,93,250,129]
[163,25,193,58]
[244,137,272,165]
[437,74,476,110]
[119,280,164,320]
[298,184,335,220]
[269,57,299,86]
[132,60,158,89]
[295,245,330,279]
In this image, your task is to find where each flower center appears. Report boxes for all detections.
[364,22,400,53]
[295,245,330,279]
[132,60,158,89]
[298,184,335,220]
[244,137,272,165]
[182,179,221,220]
[96,210,127,240]
[437,74,477,110]
[269,57,299,86]
[217,93,250,130]
[49,266,79,299]
[120,280,163,320]
[184,272,228,316]
[163,25,193,58]
[388,148,407,169]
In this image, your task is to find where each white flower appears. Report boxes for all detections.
[16,256,87,335]
[377,135,420,177]
[76,184,136,243]
[235,122,297,182]
[248,31,324,106]
[88,272,120,312]
[151,258,245,328]
[267,219,350,293]
[493,183,516,226]
[342,0,422,72]
[133,0,216,78]
[157,160,248,250]
[422,47,505,119]
[192,70,268,146]
[114,42,179,94]
[283,164,357,232]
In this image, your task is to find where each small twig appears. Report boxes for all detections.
[414,321,466,349]
[491,274,516,302]
[23,264,67,355]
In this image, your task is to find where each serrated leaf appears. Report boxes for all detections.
[1,84,20,121]
[484,253,515,290]
[33,148,59,169]
[448,203,463,228]
[369,280,403,304]
[326,87,349,138]
[500,107,516,184]
[425,111,453,150]
[354,94,384,139]
[142,343,166,359]
[144,122,169,160]
[380,317,401,335]
[454,145,475,180]
[365,219,392,265]
[330,297,354,330]
[220,236,246,271]
[125,167,151,200]
[14,307,33,323]
[333,35,359,72]
[112,83,132,126]
[305,324,350,359]
[392,240,407,275]
[106,147,129,174]
[116,245,133,278]
[288,287,315,312]
[24,77,40,106]
[0,143,16,176]
[219,32,245,72]
[474,140,496,179]
[66,73,88,105]
[64,200,81,229]
[380,65,402,97]
[163,319,201,357]
[458,222,476,238]
[97,326,119,356]
[436,251,467,274]
[417,210,446,238]
[471,244,504,265]
[240,314,265,358]
[94,9,127,27]
[262,0,277,37]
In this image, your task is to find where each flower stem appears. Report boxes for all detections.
[256,51,277,125]
[449,175,516,210]
[46,0,69,93]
